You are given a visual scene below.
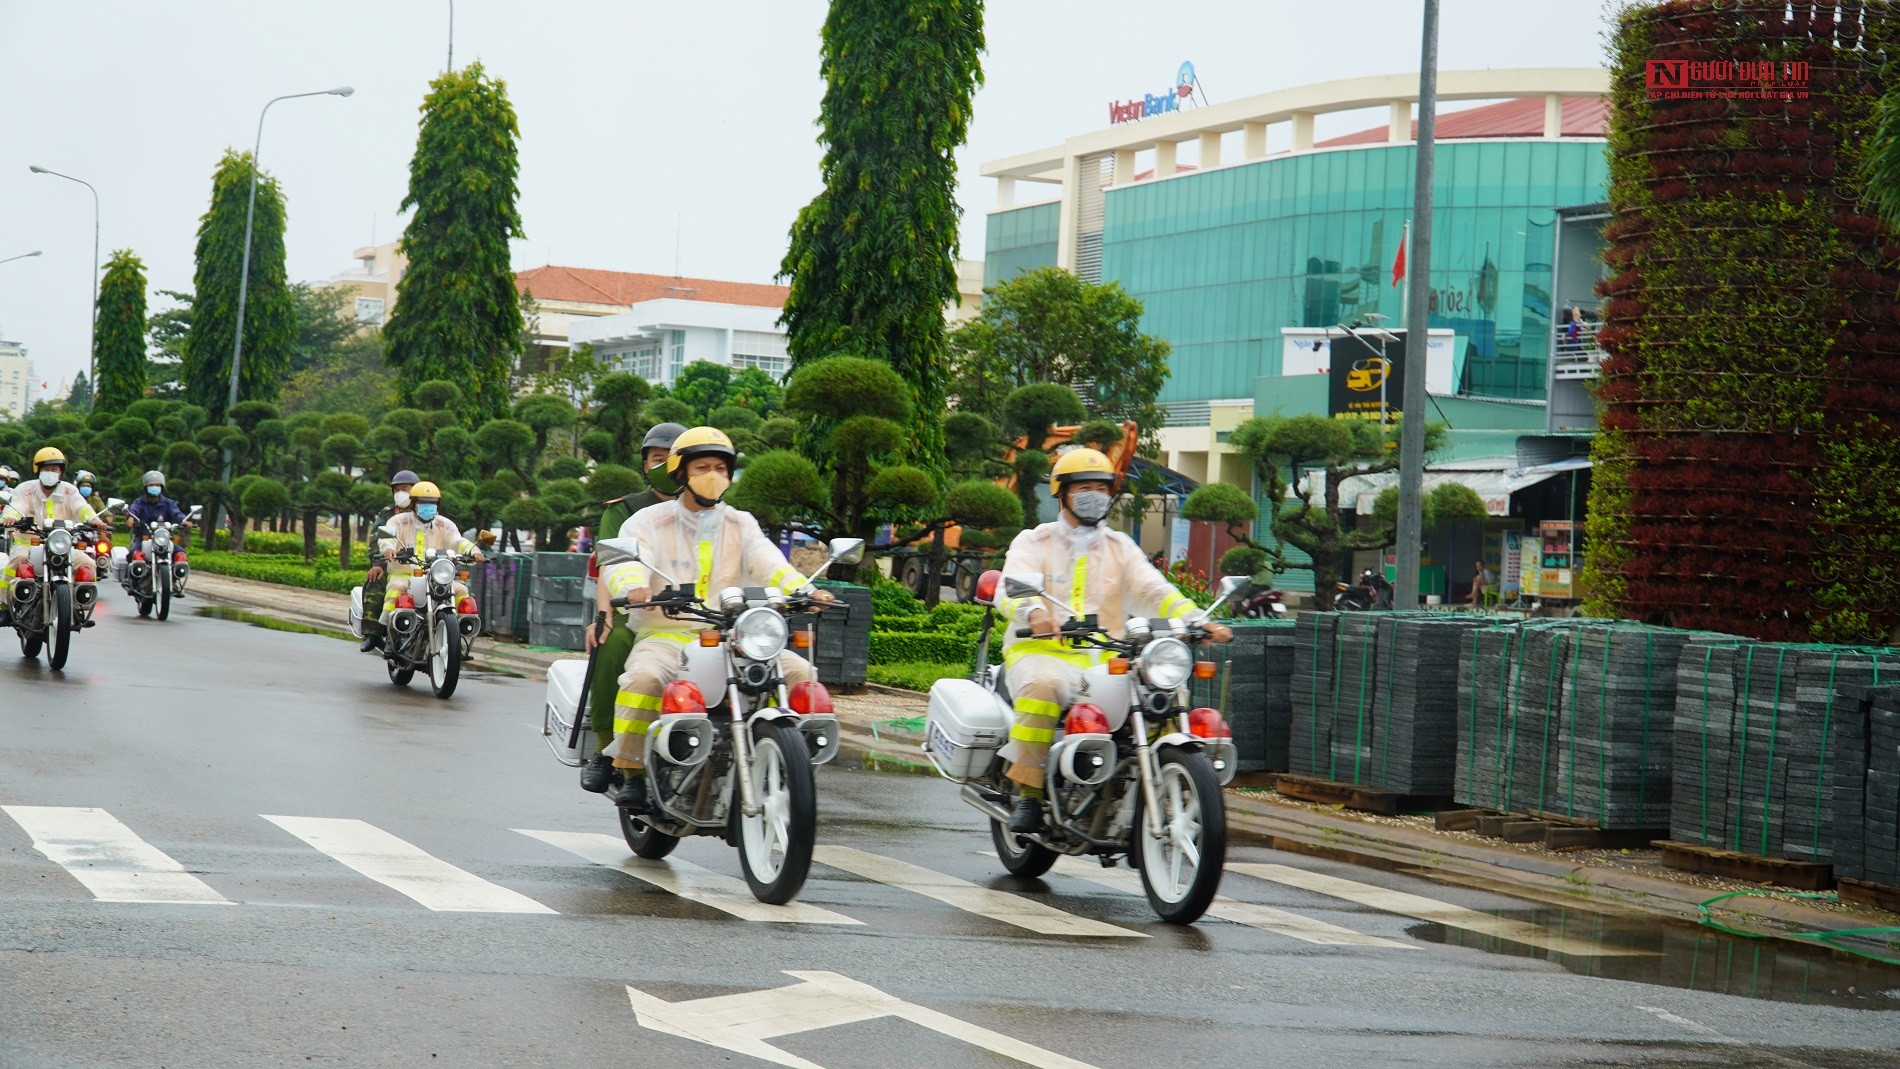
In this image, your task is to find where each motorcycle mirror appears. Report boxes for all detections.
[826,537,866,566]
[106,497,125,512]
[372,525,397,540]
[1213,575,1252,607]
[1003,572,1046,600]
[186,505,203,521]
[595,536,644,569]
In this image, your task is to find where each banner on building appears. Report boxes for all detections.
[1328,329,1408,422]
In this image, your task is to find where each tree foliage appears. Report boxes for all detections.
[94,249,149,413]
[949,266,1171,447]
[384,62,525,422]
[778,0,984,477]
[182,150,294,423]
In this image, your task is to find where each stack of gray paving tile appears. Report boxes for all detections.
[1674,643,1900,863]
[1830,684,1900,888]
[1287,612,1340,777]
[527,552,590,649]
[1191,620,1294,773]
[1261,624,1297,773]
[1361,614,1496,795]
[788,581,872,688]
[1327,612,1385,782]
[1455,623,1530,813]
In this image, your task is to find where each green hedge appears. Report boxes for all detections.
[203,530,341,559]
[871,614,933,633]
[870,630,996,667]
[188,549,364,594]
[867,662,968,691]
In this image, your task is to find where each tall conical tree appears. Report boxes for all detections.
[93,249,149,414]
[778,0,984,478]
[384,62,525,423]
[182,150,295,423]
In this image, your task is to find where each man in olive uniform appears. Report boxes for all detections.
[359,469,419,653]
[577,422,686,793]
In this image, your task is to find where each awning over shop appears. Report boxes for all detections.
[1332,455,1590,518]
[1128,456,1200,500]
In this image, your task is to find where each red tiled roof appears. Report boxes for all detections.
[514,265,788,309]
[1315,96,1606,148]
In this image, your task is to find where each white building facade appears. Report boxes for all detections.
[567,300,790,388]
[0,339,35,420]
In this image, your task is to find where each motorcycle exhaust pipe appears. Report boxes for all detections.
[959,783,1012,825]
[1054,735,1117,787]
[646,715,715,769]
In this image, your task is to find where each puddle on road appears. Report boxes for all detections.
[1408,908,1900,1011]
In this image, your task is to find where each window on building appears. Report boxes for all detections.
[669,330,686,383]
[730,329,791,378]
[355,297,385,324]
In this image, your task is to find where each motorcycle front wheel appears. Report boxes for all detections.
[48,585,72,671]
[618,802,680,859]
[1131,749,1227,925]
[732,719,816,905]
[156,565,171,621]
[429,615,459,699]
[990,817,1057,878]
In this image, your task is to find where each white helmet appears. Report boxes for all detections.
[142,470,166,489]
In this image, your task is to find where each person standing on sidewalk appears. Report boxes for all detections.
[575,422,686,794]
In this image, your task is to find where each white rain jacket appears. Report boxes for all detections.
[994,519,1198,667]
[601,499,808,640]
[2,481,98,528]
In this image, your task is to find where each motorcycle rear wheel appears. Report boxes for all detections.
[618,803,680,859]
[387,658,415,686]
[136,596,152,618]
[48,586,72,671]
[732,720,816,905]
[1132,749,1226,925]
[990,817,1058,878]
[19,622,42,659]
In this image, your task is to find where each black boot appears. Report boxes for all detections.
[579,753,618,794]
[359,629,383,653]
[1008,797,1044,834]
[613,774,649,812]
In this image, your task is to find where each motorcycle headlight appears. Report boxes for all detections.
[732,607,788,662]
[1139,636,1193,691]
[46,529,74,557]
[428,557,456,587]
[153,527,172,547]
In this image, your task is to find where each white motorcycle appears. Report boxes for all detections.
[118,505,200,620]
[350,530,481,700]
[549,535,861,905]
[6,509,113,671]
[924,571,1249,924]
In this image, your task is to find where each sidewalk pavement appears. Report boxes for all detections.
[187,571,1899,949]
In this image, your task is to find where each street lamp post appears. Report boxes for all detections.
[27,166,100,395]
[446,0,455,70]
[1395,0,1439,612]
[0,250,43,267]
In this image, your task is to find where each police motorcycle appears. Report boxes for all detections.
[924,569,1251,924]
[553,534,863,905]
[352,526,481,699]
[6,503,117,671]
[117,505,200,620]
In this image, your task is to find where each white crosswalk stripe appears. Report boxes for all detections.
[813,845,1146,938]
[2,805,233,906]
[516,829,862,925]
[1046,856,1413,948]
[1230,862,1653,958]
[264,815,556,914]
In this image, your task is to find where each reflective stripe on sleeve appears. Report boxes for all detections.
[1003,640,1096,669]
[604,565,650,598]
[767,564,806,591]
[1158,591,1195,619]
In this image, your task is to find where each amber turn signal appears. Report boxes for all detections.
[791,630,812,649]
[698,630,721,647]
[1193,660,1217,680]
[1106,657,1130,676]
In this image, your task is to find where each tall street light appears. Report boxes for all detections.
[446,0,455,70]
[1395,0,1439,611]
[27,166,100,391]
[0,250,43,267]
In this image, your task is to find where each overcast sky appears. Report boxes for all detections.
[0,1,1613,389]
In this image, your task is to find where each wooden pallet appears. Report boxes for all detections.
[1272,773,1450,817]
[1443,808,1660,850]
[1836,877,1900,914]
[1654,840,1834,891]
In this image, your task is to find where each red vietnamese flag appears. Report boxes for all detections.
[1391,230,1407,287]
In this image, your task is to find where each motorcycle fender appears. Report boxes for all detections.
[748,706,797,726]
[1154,732,1237,784]
[1151,731,1203,754]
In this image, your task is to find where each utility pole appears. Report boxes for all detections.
[1395,0,1438,611]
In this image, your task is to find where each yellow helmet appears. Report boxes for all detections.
[408,481,442,501]
[665,426,737,478]
[1048,447,1117,495]
[32,446,66,469]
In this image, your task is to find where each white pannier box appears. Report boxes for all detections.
[924,678,1012,781]
[543,658,592,767]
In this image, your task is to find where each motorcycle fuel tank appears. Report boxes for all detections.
[1076,664,1133,730]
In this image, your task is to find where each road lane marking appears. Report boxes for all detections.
[2,806,232,905]
[1636,1006,1817,1068]
[811,846,1144,938]
[1046,856,1413,948]
[1230,862,1652,957]
[515,829,861,924]
[628,970,1103,1069]
[263,815,556,914]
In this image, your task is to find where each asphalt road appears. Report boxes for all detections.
[1,593,1896,1069]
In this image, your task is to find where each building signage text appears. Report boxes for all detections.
[1109,61,1200,125]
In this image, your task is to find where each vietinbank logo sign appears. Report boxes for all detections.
[1108,61,1200,125]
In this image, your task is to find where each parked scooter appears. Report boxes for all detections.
[117,505,199,620]
[548,535,863,905]
[1334,569,1393,611]
[350,527,481,699]
[924,570,1250,924]
[6,508,111,670]
[1238,585,1289,619]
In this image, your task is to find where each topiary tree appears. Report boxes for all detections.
[643,397,694,427]
[183,151,294,423]
[93,249,149,414]
[586,372,653,465]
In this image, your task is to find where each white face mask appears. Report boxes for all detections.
[393,490,411,508]
[38,470,59,489]
[1068,488,1112,526]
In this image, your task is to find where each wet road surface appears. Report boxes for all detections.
[0,596,1896,1068]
